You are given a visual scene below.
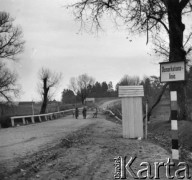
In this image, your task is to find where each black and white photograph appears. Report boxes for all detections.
[0,0,192,179]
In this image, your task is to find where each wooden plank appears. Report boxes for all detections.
[119,88,143,91]
[122,97,143,138]
[22,118,26,125]
[129,97,135,138]
[119,91,144,94]
[119,93,144,97]
[119,86,144,97]
[31,116,35,123]
[134,97,143,138]
[11,118,15,127]
[39,116,42,122]
[119,86,144,89]
[122,98,129,138]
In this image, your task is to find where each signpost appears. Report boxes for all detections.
[160,61,186,164]
[160,61,185,82]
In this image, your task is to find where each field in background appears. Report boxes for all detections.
[0,97,117,128]
[0,103,76,117]
[0,97,118,119]
[94,97,119,106]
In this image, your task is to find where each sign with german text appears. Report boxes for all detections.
[160,61,185,82]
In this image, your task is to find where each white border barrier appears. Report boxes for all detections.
[102,108,122,122]
[10,108,83,127]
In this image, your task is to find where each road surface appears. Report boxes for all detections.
[0,113,96,162]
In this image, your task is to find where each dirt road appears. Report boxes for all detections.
[0,113,96,172]
[1,115,174,180]
[1,104,191,180]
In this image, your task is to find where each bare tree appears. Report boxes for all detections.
[118,75,140,86]
[0,62,20,102]
[69,74,95,104]
[152,31,192,63]
[116,75,140,94]
[0,12,24,104]
[38,68,62,114]
[0,12,24,61]
[69,0,192,120]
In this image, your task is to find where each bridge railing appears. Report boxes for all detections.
[10,108,82,127]
[100,107,122,122]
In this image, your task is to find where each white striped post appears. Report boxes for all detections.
[170,91,179,164]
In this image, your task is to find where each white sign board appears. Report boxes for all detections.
[160,61,185,82]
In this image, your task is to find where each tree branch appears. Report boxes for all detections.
[180,0,190,10]
[143,82,169,121]
[148,15,169,34]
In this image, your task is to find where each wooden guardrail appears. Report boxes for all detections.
[10,108,82,127]
[101,107,122,122]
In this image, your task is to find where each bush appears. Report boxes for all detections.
[0,116,11,128]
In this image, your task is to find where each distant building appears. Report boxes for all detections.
[18,101,35,106]
[84,98,95,105]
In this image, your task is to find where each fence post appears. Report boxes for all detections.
[11,117,15,127]
[145,100,148,139]
[22,118,26,125]
[39,116,42,122]
[170,91,179,164]
[31,116,35,123]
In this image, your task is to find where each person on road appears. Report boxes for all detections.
[82,107,87,119]
[93,107,98,118]
[75,107,79,119]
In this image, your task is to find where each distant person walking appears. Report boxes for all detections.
[93,107,98,118]
[75,107,79,119]
[82,107,87,119]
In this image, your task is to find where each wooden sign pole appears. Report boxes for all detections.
[145,100,148,139]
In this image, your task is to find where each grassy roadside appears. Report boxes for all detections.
[148,120,192,164]
[106,102,192,165]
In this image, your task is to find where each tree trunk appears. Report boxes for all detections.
[40,98,47,114]
[143,83,169,121]
[40,78,49,114]
[81,94,86,105]
[167,1,188,120]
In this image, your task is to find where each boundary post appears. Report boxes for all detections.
[170,91,179,163]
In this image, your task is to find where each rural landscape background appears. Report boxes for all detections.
[1,0,192,179]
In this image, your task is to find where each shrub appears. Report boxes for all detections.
[0,116,11,128]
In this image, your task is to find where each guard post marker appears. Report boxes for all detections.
[170,91,179,164]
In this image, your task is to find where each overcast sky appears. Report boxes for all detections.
[0,0,160,101]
